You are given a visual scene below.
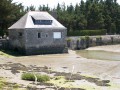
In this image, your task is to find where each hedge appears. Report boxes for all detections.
[68,29,107,36]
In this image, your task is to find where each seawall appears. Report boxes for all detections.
[67,35,120,50]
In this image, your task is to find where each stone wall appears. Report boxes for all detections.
[24,28,68,55]
[8,28,68,55]
[9,29,26,50]
[25,45,68,55]
[1,35,120,52]
[0,39,9,49]
[67,35,120,50]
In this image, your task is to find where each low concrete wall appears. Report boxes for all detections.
[67,35,120,50]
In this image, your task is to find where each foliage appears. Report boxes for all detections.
[0,0,120,36]
[21,73,50,82]
[55,0,120,35]
[68,29,107,36]
[0,0,26,36]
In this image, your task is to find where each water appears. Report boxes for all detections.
[76,50,120,61]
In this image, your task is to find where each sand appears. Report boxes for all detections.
[0,45,120,89]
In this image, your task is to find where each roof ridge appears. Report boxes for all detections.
[24,12,30,28]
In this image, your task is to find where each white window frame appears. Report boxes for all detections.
[53,32,62,39]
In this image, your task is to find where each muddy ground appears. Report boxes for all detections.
[0,45,120,90]
[0,62,110,90]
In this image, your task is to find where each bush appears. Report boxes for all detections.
[68,29,107,36]
[21,73,50,82]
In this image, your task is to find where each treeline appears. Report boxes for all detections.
[0,0,120,36]
[0,0,26,36]
[56,0,120,35]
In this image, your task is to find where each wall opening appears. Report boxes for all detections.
[38,32,41,38]
[53,32,62,39]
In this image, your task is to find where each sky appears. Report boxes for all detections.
[12,0,84,9]
[12,0,120,9]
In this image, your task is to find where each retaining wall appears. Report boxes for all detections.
[1,35,120,51]
[67,35,120,50]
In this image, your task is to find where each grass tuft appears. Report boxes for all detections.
[21,73,50,82]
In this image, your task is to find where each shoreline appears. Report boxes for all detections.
[86,44,120,53]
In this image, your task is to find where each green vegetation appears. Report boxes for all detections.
[21,73,50,82]
[0,77,25,90]
[0,78,5,89]
[0,50,12,57]
[0,0,26,36]
[0,0,120,36]
[68,29,107,36]
[56,0,120,35]
[0,49,23,57]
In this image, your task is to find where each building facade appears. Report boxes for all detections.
[8,11,68,55]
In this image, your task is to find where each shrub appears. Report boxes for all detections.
[68,29,107,36]
[21,73,50,82]
[37,75,50,82]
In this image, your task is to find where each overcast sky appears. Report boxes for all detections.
[12,0,120,9]
[12,0,85,9]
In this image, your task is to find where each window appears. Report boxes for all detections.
[38,33,41,38]
[45,34,48,37]
[53,32,62,39]
[34,20,53,25]
[31,16,53,25]
[19,32,22,37]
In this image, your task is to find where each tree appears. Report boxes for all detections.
[29,5,36,11]
[0,0,25,36]
[67,3,74,13]
[110,23,116,34]
[1,0,120,36]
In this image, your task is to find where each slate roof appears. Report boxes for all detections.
[8,11,66,29]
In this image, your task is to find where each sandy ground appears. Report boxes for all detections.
[0,45,120,89]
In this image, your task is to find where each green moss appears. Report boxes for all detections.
[66,38,72,42]
[0,51,13,57]
[0,77,6,89]
[13,84,20,88]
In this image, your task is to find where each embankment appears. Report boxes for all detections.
[67,35,120,50]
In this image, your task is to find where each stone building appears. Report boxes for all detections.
[8,11,68,55]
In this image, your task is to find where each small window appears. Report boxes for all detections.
[38,33,41,38]
[45,33,48,37]
[19,32,22,36]
[53,32,62,39]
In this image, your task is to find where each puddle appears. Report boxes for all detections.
[76,50,120,61]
